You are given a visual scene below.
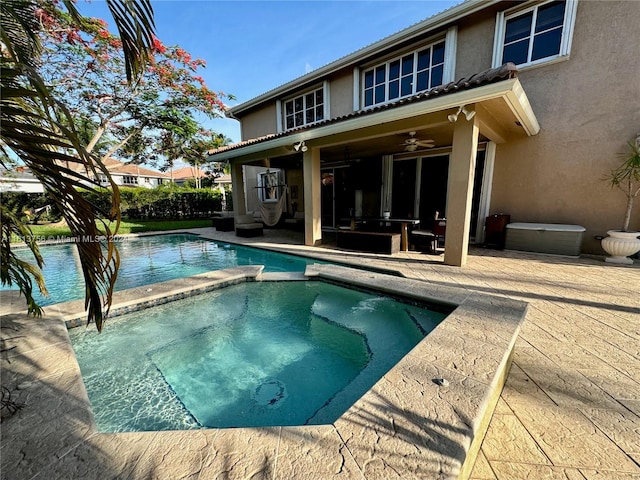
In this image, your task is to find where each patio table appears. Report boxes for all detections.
[361,217,420,252]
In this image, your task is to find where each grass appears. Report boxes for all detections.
[17,219,212,240]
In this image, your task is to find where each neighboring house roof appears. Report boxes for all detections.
[60,158,168,178]
[109,163,169,178]
[214,174,231,184]
[61,157,122,174]
[209,62,519,157]
[169,166,208,181]
[0,167,45,193]
[1,166,37,180]
[228,0,497,117]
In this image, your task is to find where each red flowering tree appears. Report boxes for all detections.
[2,0,160,333]
[36,1,232,168]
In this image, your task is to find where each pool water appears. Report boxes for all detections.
[5,234,322,306]
[68,281,446,432]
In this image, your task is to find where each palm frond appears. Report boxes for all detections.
[1,0,155,329]
[106,0,155,83]
[0,205,47,317]
[0,0,42,68]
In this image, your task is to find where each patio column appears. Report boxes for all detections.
[303,147,322,246]
[444,113,479,267]
[231,162,247,215]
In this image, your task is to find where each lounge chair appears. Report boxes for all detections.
[235,214,263,237]
[284,211,304,229]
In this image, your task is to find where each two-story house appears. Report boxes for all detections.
[206,0,639,266]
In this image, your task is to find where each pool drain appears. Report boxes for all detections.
[254,380,287,408]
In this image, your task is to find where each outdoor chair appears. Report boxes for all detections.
[411,219,446,253]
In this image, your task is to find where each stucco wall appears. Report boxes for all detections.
[233,1,639,255]
[240,103,278,141]
[328,71,355,118]
[487,1,640,254]
[454,6,498,80]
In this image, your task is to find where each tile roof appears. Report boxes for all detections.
[168,166,209,180]
[109,163,170,177]
[208,63,518,157]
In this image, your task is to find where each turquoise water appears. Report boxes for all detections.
[68,281,447,432]
[5,234,322,306]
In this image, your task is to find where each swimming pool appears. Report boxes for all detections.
[68,280,447,432]
[5,234,324,306]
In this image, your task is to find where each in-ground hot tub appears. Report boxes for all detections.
[505,222,586,256]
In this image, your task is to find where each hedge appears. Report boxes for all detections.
[2,186,233,222]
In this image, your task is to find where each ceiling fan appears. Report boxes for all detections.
[402,131,435,151]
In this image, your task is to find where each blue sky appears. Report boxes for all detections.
[78,0,462,143]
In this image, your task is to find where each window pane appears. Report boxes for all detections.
[416,71,429,91]
[389,79,399,99]
[285,101,293,115]
[286,116,294,129]
[531,28,562,60]
[294,112,303,126]
[315,106,324,120]
[431,65,443,86]
[401,75,412,96]
[364,70,374,88]
[365,89,373,106]
[306,92,315,107]
[294,97,303,111]
[417,49,430,70]
[535,1,565,33]
[375,84,385,103]
[316,89,323,104]
[505,12,533,43]
[306,109,314,124]
[375,65,386,84]
[401,54,413,75]
[432,42,445,64]
[502,39,529,65]
[389,60,400,79]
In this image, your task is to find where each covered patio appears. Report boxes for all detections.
[207,63,540,267]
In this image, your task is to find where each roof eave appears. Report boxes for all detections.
[207,77,539,163]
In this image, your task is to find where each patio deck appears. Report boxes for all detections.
[1,227,638,479]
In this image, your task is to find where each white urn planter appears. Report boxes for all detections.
[601,230,640,264]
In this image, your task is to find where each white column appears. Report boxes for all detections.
[231,163,247,215]
[444,115,479,267]
[303,147,322,246]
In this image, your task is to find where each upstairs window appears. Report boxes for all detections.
[284,87,324,130]
[362,40,446,108]
[494,0,578,68]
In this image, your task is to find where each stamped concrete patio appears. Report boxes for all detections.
[1,226,639,479]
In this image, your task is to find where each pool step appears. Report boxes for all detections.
[259,272,308,282]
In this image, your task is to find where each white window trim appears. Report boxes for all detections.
[492,0,579,70]
[359,27,457,111]
[353,67,360,111]
[276,99,283,133]
[474,141,495,244]
[443,26,457,85]
[278,83,329,132]
[257,169,281,203]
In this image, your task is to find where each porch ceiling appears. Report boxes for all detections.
[207,70,539,165]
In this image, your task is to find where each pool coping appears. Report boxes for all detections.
[1,263,527,480]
